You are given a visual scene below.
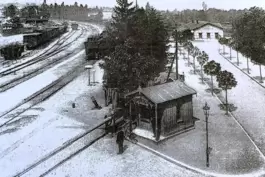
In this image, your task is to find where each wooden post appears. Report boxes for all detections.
[155,104,158,141]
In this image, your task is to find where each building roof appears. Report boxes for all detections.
[125,81,197,104]
[178,21,223,32]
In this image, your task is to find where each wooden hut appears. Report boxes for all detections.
[125,81,197,142]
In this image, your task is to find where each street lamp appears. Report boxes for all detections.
[203,102,210,167]
[85,65,93,86]
[191,30,194,40]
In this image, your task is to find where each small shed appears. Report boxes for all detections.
[125,81,197,141]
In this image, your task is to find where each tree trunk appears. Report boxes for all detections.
[223,45,225,54]
[259,64,263,83]
[236,51,239,66]
[225,89,228,115]
[188,51,190,66]
[211,75,213,96]
[229,47,232,60]
[201,65,204,83]
[193,56,196,74]
[247,57,250,74]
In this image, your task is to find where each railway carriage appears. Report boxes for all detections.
[23,26,67,49]
[71,23,78,30]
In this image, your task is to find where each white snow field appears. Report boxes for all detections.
[191,40,265,157]
[0,61,108,177]
[46,136,204,177]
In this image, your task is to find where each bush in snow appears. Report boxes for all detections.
[204,60,221,95]
[216,70,237,115]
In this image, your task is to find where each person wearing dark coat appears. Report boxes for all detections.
[116,129,125,154]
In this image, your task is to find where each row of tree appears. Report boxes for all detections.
[217,7,265,83]
[100,0,169,94]
[182,41,237,114]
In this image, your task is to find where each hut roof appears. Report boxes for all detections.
[125,81,197,104]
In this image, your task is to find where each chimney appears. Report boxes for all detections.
[196,20,199,24]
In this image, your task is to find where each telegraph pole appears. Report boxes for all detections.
[175,29,179,80]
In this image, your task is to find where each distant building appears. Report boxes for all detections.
[179,21,224,40]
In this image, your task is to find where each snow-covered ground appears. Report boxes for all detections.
[0,61,107,177]
[219,43,265,87]
[46,136,204,177]
[0,50,86,116]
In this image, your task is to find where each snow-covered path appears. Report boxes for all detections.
[193,41,265,155]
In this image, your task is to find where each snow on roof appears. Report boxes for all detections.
[0,34,23,48]
[126,81,197,104]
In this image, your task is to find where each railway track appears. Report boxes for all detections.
[0,26,97,92]
[1,29,76,68]
[0,59,91,128]
[0,27,85,77]
[14,130,107,177]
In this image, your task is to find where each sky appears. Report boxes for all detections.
[1,0,265,11]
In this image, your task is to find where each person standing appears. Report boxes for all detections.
[116,129,125,154]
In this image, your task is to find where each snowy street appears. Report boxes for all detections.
[192,41,265,157]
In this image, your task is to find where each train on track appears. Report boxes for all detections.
[23,26,68,49]
[84,30,112,60]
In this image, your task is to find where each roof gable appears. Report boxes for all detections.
[178,21,223,32]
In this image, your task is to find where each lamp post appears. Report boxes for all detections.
[203,102,210,167]
[85,65,93,86]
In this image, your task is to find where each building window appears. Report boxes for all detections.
[215,33,219,39]
[199,33,202,39]
[207,33,211,39]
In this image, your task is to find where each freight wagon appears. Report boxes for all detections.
[23,26,67,49]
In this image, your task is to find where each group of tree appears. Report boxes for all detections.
[182,41,237,115]
[225,6,265,83]
[161,2,247,31]
[99,0,168,94]
[3,4,50,20]
[217,7,265,83]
